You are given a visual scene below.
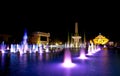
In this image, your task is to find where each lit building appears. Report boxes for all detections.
[29,32,50,45]
[93,33,109,45]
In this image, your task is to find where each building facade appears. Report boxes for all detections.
[29,32,50,45]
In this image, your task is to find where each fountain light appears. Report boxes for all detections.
[62,48,76,68]
[77,48,87,59]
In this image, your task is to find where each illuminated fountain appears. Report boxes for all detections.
[1,30,64,54]
[31,44,37,53]
[86,42,101,56]
[10,44,15,53]
[72,22,82,48]
[95,45,101,52]
[78,48,87,59]
[44,44,49,53]
[38,44,43,53]
[65,43,70,48]
[20,29,28,54]
[62,48,76,68]
[86,40,94,56]
[0,41,6,53]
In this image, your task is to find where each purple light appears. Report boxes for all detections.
[86,52,93,56]
[62,48,76,68]
[78,48,88,59]
[78,54,88,59]
[62,62,76,68]
[96,47,101,52]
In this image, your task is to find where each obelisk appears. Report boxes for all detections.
[75,22,78,36]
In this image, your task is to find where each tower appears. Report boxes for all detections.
[83,32,86,48]
[72,22,81,48]
[75,22,79,36]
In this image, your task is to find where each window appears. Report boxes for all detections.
[40,36,47,41]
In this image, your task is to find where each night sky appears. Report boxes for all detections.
[0,2,119,42]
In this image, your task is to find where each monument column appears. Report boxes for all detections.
[72,22,81,48]
[75,22,78,36]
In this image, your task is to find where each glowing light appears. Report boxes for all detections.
[62,48,76,68]
[37,39,41,45]
[93,33,109,45]
[45,44,49,53]
[78,48,87,59]
[86,44,93,56]
[55,43,58,46]
[38,44,43,53]
[6,46,10,50]
[62,62,76,68]
[96,47,101,52]
[0,41,5,53]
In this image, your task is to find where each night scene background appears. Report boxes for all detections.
[0,2,119,43]
[0,2,120,76]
